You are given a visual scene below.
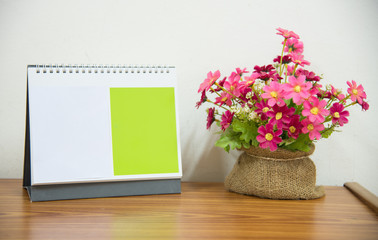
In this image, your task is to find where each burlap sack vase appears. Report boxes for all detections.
[224,144,325,200]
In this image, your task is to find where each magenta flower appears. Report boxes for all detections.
[360,101,370,111]
[253,65,277,81]
[285,115,302,139]
[329,103,349,126]
[284,38,304,54]
[296,69,321,82]
[198,70,221,93]
[290,53,310,67]
[283,75,312,104]
[220,110,234,131]
[273,55,292,64]
[195,90,207,109]
[266,104,295,129]
[262,81,285,107]
[316,89,332,99]
[238,86,252,104]
[276,28,300,39]
[210,77,226,92]
[254,100,271,121]
[215,91,232,106]
[301,118,324,140]
[256,124,283,151]
[347,80,367,104]
[302,97,329,123]
[206,107,216,129]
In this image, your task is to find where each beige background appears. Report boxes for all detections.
[1,0,377,195]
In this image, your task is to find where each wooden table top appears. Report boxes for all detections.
[0,179,377,240]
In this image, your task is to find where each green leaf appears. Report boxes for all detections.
[232,119,259,146]
[281,133,312,152]
[321,127,334,139]
[215,127,244,153]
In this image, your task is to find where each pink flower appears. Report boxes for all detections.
[287,65,296,76]
[347,80,367,104]
[256,123,283,151]
[283,75,312,104]
[220,110,234,131]
[285,115,302,139]
[195,90,207,109]
[254,100,271,121]
[276,28,300,39]
[224,74,242,97]
[240,72,259,89]
[329,103,349,126]
[215,91,232,106]
[198,70,221,93]
[262,81,285,107]
[284,38,304,54]
[206,107,216,129]
[290,53,310,67]
[301,118,324,140]
[235,68,249,75]
[330,85,345,101]
[302,97,329,123]
[266,104,295,129]
[309,83,321,96]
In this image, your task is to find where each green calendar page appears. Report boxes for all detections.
[110,87,179,175]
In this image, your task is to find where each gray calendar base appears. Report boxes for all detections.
[24,179,181,202]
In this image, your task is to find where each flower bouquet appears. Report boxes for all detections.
[196,28,369,200]
[196,28,369,153]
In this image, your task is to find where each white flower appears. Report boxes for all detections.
[248,111,258,120]
[253,79,265,91]
[230,106,238,113]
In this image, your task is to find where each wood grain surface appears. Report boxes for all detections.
[0,179,377,240]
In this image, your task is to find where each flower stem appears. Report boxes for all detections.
[284,64,289,83]
[279,39,287,76]
[206,99,229,111]
[344,101,357,108]
[210,87,221,97]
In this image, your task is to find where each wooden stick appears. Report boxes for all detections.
[344,182,378,214]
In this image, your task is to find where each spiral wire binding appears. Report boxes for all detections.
[33,65,173,74]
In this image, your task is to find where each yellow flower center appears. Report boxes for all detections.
[310,107,319,115]
[275,112,283,120]
[222,97,228,102]
[262,107,269,113]
[270,91,278,98]
[289,126,296,133]
[352,89,358,95]
[333,112,340,118]
[307,124,314,131]
[265,133,273,141]
[294,85,301,93]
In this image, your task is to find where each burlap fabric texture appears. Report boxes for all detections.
[224,144,325,200]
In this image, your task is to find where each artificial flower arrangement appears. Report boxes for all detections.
[196,28,369,152]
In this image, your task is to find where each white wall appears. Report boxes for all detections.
[1,0,377,195]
